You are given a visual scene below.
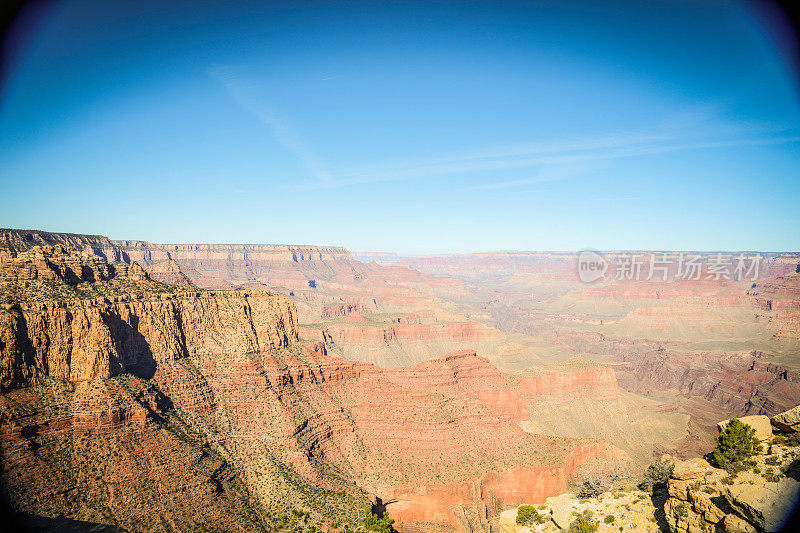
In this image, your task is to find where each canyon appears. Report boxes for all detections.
[2,229,800,531]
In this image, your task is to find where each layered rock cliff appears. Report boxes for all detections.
[0,228,123,263]
[0,229,353,289]
[0,246,297,391]
[0,245,610,532]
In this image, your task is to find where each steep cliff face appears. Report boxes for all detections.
[115,242,355,289]
[0,229,355,291]
[0,228,123,263]
[0,246,297,391]
[517,361,618,402]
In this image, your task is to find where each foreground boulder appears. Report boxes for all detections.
[724,478,800,533]
[718,415,773,443]
[771,405,800,434]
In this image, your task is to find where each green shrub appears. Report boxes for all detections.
[713,419,763,471]
[568,510,598,532]
[639,458,674,491]
[516,504,545,525]
[361,510,394,533]
[765,456,779,466]
[604,515,615,524]
[762,467,780,483]
[577,478,608,498]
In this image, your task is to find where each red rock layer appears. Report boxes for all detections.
[0,378,264,532]
[517,365,619,401]
[322,322,503,345]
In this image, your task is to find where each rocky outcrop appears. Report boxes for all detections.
[0,244,147,289]
[718,415,773,443]
[725,479,800,532]
[0,246,297,390]
[499,489,662,532]
[771,405,800,433]
[664,446,800,533]
[0,228,123,262]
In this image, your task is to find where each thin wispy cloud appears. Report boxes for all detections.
[208,67,798,193]
[310,133,674,190]
[295,133,799,191]
[209,66,333,183]
[467,161,606,190]
[463,135,800,191]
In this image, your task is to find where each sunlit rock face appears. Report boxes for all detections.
[0,244,614,532]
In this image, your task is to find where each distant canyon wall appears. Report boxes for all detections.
[1,228,353,288]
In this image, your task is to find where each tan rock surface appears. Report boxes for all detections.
[718,415,774,442]
[724,478,800,532]
[771,404,800,433]
[723,513,758,533]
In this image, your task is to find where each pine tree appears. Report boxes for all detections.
[713,418,763,471]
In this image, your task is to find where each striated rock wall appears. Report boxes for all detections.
[0,228,355,289]
[1,291,297,390]
[322,321,503,345]
[518,365,619,402]
[0,228,123,263]
[0,246,297,391]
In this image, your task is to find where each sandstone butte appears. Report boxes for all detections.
[0,245,612,532]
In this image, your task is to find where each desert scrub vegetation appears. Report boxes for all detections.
[713,418,763,472]
[638,457,674,491]
[772,432,800,447]
[568,510,598,532]
[516,504,546,526]
[275,507,395,533]
[577,477,609,498]
[762,467,781,482]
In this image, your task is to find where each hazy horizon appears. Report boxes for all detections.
[3,226,800,257]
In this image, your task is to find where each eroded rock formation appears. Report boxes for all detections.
[0,246,607,532]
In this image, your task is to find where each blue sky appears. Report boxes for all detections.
[1,0,798,254]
